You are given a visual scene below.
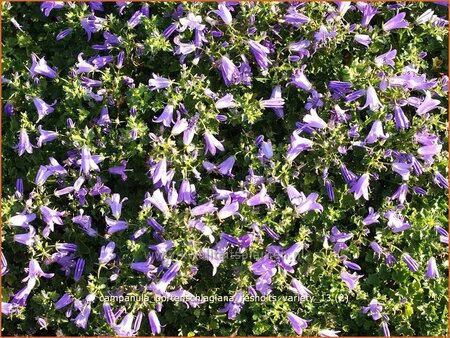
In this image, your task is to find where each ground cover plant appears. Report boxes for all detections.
[1,1,449,336]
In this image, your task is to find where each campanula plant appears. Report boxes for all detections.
[1,1,448,336]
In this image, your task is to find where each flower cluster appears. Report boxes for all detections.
[1,1,448,336]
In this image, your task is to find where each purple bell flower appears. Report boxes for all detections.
[148,310,161,335]
[354,34,372,47]
[74,258,85,282]
[287,312,310,336]
[204,131,225,156]
[153,104,174,127]
[433,171,448,189]
[359,3,378,27]
[247,185,273,208]
[262,224,279,241]
[286,131,313,161]
[23,259,55,282]
[55,293,74,310]
[218,198,241,220]
[288,278,312,299]
[424,257,440,279]
[393,106,410,130]
[329,226,353,253]
[212,3,232,25]
[34,97,56,122]
[363,207,380,226]
[145,189,169,215]
[11,280,36,307]
[40,205,65,237]
[219,56,240,86]
[40,2,64,17]
[303,108,327,129]
[89,55,114,69]
[148,73,172,91]
[29,53,57,79]
[375,49,397,67]
[390,183,408,204]
[340,271,363,291]
[402,253,419,272]
[179,12,205,32]
[290,67,312,91]
[150,261,181,295]
[177,179,195,205]
[149,240,174,260]
[4,102,14,117]
[215,94,237,109]
[73,303,92,330]
[80,146,101,175]
[289,39,311,59]
[361,299,383,320]
[191,200,217,217]
[314,25,337,44]
[217,156,235,176]
[345,89,365,102]
[325,181,335,202]
[106,193,127,219]
[349,173,370,200]
[359,86,382,111]
[248,40,271,70]
[36,126,58,147]
[75,53,96,74]
[109,160,128,181]
[14,226,37,247]
[81,15,106,41]
[151,158,168,187]
[99,242,116,265]
[56,28,73,41]
[382,321,390,337]
[15,129,33,156]
[383,12,409,31]
[329,81,352,99]
[218,290,244,320]
[417,91,440,115]
[284,11,309,25]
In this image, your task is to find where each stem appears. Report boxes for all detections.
[97,264,103,279]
